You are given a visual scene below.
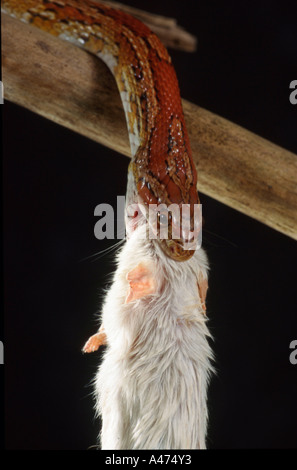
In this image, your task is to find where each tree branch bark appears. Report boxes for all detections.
[3,14,297,240]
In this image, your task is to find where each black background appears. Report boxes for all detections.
[2,0,297,449]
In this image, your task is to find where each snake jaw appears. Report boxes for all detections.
[159,238,195,262]
[158,217,201,262]
[126,198,201,261]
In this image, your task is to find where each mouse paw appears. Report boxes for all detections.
[197,275,208,314]
[82,326,107,353]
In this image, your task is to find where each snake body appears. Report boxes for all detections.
[3,0,200,260]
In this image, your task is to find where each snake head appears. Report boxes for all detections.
[130,111,201,262]
[126,172,202,261]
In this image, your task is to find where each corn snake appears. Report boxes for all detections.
[2,0,200,260]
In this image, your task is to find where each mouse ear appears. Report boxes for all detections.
[125,262,156,304]
[197,275,208,314]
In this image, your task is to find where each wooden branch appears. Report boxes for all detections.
[3,14,297,240]
[100,1,197,52]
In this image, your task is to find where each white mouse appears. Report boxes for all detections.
[83,221,213,449]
